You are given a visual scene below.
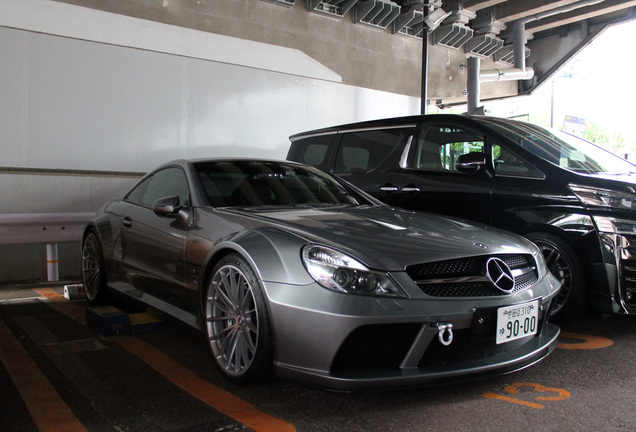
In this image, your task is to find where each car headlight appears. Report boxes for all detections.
[569,184,636,210]
[301,245,406,298]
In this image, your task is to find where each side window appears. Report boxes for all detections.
[287,135,335,171]
[334,128,414,174]
[492,144,545,179]
[140,167,190,207]
[415,125,484,172]
[126,177,151,203]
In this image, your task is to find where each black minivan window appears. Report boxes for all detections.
[481,119,636,175]
[416,125,484,171]
[493,144,545,179]
[287,135,334,171]
[334,128,414,174]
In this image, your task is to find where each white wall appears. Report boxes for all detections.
[1,0,419,177]
[0,0,419,282]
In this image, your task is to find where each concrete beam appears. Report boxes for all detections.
[462,0,508,13]
[526,0,636,33]
[491,0,583,23]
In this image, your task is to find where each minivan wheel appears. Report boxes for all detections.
[525,232,586,319]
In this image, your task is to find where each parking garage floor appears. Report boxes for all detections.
[1,283,635,432]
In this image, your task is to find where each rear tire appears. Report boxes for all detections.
[204,253,274,384]
[525,232,586,319]
[82,230,110,305]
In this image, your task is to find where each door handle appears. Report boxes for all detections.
[380,184,399,192]
[400,186,421,193]
[122,217,132,228]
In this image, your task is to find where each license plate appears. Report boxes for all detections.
[496,300,539,345]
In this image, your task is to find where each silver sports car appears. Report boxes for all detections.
[82,159,561,390]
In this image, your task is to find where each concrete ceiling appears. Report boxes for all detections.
[44,0,636,106]
[459,0,636,34]
[414,0,636,104]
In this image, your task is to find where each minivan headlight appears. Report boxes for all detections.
[569,184,636,210]
[593,216,636,235]
[301,245,406,298]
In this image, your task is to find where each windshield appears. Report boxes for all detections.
[194,160,365,207]
[480,118,636,175]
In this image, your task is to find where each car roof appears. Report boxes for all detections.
[289,114,479,140]
[287,114,548,142]
[153,158,303,170]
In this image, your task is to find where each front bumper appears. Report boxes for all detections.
[263,271,561,391]
[277,321,559,391]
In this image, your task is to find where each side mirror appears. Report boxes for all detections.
[153,196,181,217]
[456,152,487,174]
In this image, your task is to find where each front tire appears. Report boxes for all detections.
[82,230,110,305]
[204,254,274,384]
[526,232,586,319]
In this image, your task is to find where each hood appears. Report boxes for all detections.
[582,172,636,188]
[231,205,535,271]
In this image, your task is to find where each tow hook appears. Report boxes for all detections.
[435,322,454,346]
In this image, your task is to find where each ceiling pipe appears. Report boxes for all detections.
[518,0,605,25]
[512,0,605,70]
[480,67,535,82]
[467,56,480,115]
[467,58,535,115]
[513,21,528,71]
[467,0,605,114]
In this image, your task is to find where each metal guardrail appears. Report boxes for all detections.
[0,212,94,245]
[0,212,95,281]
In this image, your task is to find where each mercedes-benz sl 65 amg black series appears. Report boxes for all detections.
[81,159,560,390]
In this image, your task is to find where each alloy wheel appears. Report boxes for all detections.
[206,264,259,377]
[536,242,572,316]
[82,233,102,302]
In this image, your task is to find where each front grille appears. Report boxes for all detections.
[420,281,495,297]
[515,269,538,290]
[406,254,538,297]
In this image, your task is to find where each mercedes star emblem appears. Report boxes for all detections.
[486,257,515,293]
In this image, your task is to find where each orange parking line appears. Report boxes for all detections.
[117,336,296,432]
[557,331,614,350]
[34,286,295,431]
[34,287,64,299]
[0,319,88,432]
[34,288,86,323]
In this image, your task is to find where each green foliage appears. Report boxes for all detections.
[584,121,636,156]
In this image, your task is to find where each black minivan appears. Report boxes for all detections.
[288,114,636,317]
